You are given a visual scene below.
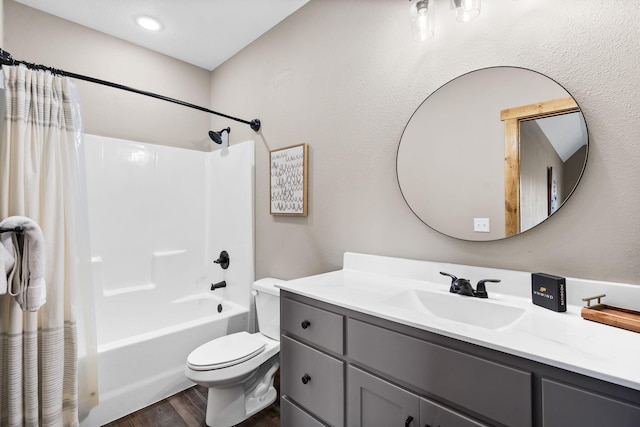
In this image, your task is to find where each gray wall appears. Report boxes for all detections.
[209,0,640,284]
[3,0,640,285]
[564,145,588,200]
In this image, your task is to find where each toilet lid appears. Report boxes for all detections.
[187,331,266,371]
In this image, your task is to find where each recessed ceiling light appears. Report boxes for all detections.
[135,15,163,31]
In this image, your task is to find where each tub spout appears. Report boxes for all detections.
[211,280,227,290]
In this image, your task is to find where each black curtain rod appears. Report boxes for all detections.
[0,49,261,132]
[0,226,24,234]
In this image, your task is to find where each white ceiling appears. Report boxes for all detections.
[14,0,310,71]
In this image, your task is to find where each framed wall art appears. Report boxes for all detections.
[270,143,308,216]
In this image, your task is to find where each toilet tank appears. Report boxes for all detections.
[252,278,283,341]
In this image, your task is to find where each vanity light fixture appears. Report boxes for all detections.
[135,15,163,32]
[409,0,482,41]
[452,0,481,22]
[409,0,435,41]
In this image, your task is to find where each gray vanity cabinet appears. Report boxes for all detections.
[281,396,328,427]
[347,365,420,427]
[420,396,489,427]
[280,298,345,427]
[348,365,488,427]
[541,378,640,427]
[280,291,640,427]
[347,318,531,427]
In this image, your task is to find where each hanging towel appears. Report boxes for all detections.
[0,216,47,311]
[0,231,16,295]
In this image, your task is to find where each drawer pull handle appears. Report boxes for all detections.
[301,320,311,329]
[404,415,413,426]
[301,374,311,384]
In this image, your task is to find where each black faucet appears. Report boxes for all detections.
[439,272,501,298]
[474,279,501,298]
[211,280,227,290]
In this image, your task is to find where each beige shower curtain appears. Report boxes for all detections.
[0,65,98,426]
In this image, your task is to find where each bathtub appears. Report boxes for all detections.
[81,293,249,427]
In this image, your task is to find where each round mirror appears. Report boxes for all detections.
[397,67,588,241]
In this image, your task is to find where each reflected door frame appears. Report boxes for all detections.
[501,97,579,237]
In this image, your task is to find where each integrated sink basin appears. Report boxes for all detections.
[384,289,528,330]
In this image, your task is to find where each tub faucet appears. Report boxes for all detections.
[211,280,227,291]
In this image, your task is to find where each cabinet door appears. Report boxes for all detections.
[348,318,531,427]
[421,397,489,427]
[348,366,420,427]
[542,378,640,427]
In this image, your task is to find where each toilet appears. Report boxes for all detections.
[185,278,283,427]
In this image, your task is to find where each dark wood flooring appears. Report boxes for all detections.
[104,383,280,427]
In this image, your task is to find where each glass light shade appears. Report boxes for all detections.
[451,0,481,23]
[410,0,434,41]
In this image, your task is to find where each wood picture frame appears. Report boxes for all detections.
[270,143,308,216]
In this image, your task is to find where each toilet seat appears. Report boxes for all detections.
[187,331,266,371]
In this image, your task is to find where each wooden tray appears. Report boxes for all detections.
[581,304,640,333]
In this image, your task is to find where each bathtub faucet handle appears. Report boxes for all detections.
[214,250,230,269]
[211,280,227,291]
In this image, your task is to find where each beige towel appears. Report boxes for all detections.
[0,216,46,311]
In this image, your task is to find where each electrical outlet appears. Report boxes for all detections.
[474,218,490,233]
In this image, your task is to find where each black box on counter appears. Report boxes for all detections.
[531,273,566,312]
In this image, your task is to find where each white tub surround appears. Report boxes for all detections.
[80,136,255,426]
[278,252,640,392]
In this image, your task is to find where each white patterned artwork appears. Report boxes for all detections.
[270,143,308,216]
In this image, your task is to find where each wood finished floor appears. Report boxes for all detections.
[103,384,280,427]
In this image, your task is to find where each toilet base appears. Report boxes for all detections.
[204,355,279,427]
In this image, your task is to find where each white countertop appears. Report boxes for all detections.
[278,253,640,392]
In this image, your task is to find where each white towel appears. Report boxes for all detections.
[0,216,47,311]
[0,231,16,295]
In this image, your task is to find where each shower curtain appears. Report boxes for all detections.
[0,65,98,426]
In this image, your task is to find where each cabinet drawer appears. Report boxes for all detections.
[347,319,531,427]
[542,378,640,427]
[281,298,344,354]
[281,336,344,427]
[281,396,328,427]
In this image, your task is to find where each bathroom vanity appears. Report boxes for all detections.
[279,253,640,427]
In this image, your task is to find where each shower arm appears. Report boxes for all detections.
[0,49,261,132]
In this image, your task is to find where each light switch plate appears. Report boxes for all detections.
[474,218,490,233]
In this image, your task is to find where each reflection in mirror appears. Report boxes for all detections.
[397,67,588,241]
[502,97,587,236]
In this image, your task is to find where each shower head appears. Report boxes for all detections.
[208,127,231,144]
